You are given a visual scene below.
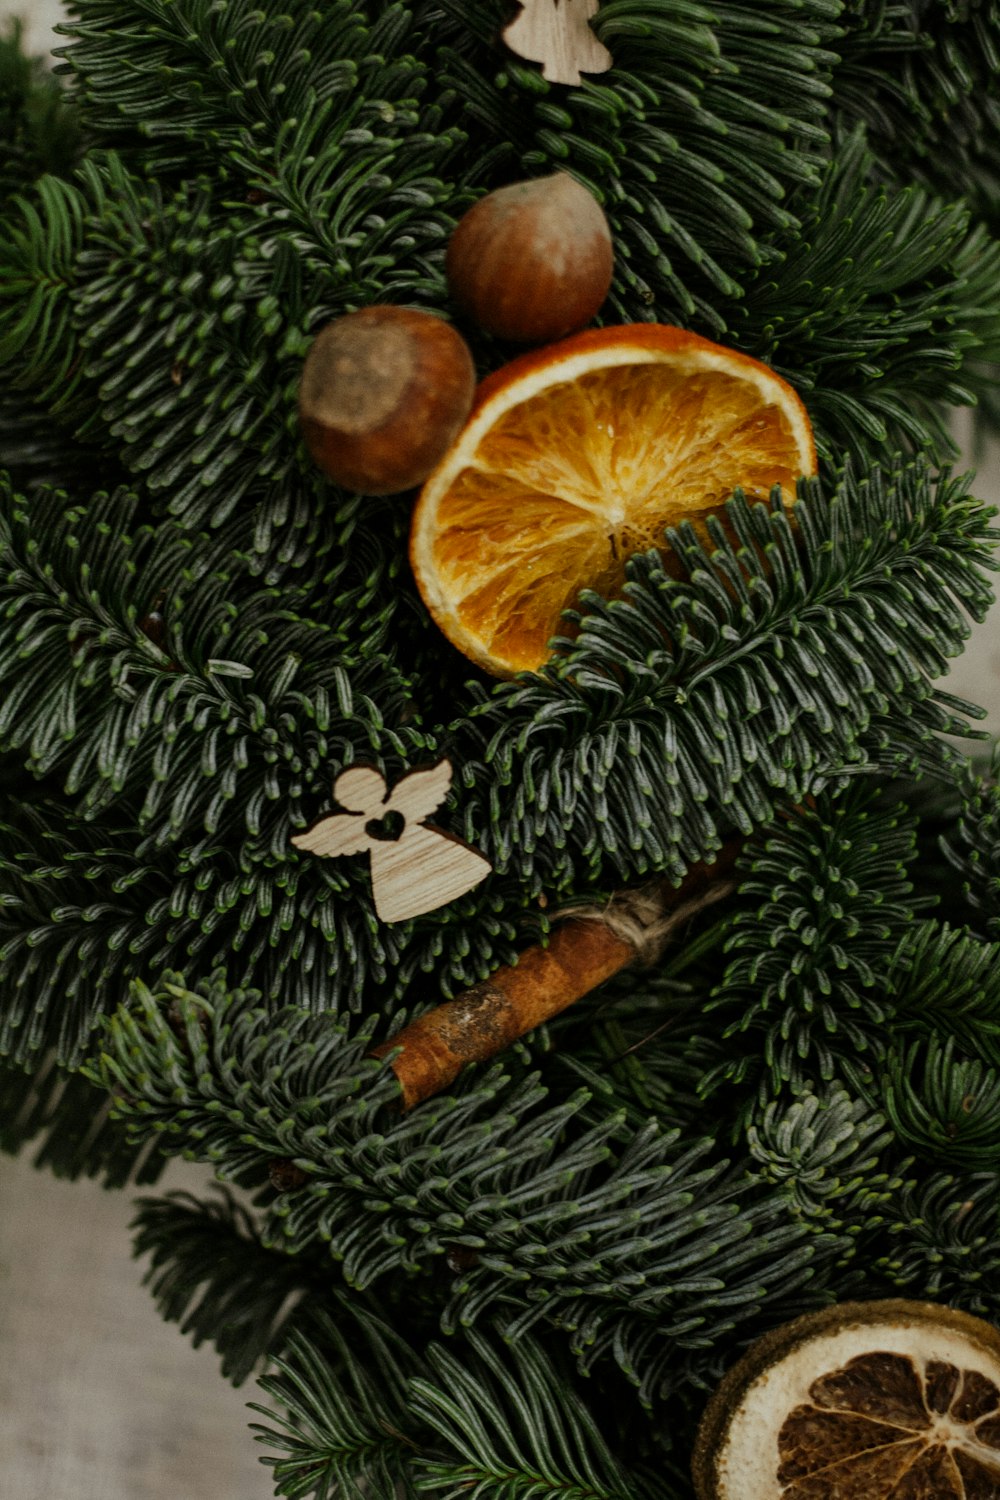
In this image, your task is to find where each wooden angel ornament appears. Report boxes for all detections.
[291,761,492,924]
[502,0,612,86]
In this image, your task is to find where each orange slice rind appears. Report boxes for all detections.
[410,324,816,678]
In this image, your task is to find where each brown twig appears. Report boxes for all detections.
[371,842,741,1109]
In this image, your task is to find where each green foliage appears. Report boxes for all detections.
[3,0,1000,1489]
[410,1331,661,1499]
[91,970,823,1403]
[736,129,1000,464]
[878,1036,1000,1170]
[0,21,79,206]
[0,1049,164,1186]
[0,172,86,411]
[550,966,726,1137]
[704,789,921,1093]
[252,1309,671,1500]
[132,1187,316,1384]
[942,747,1000,938]
[873,1171,1000,1317]
[461,462,997,890]
[506,0,841,332]
[0,801,176,1065]
[745,1085,897,1229]
[252,1301,425,1499]
[887,921,1000,1063]
[835,0,1000,216]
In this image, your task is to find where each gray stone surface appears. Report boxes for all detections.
[0,1153,274,1499]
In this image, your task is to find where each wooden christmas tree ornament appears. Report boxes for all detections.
[692,1299,1000,1499]
[291,760,492,924]
[502,0,612,86]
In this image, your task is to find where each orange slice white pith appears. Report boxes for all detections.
[409,323,816,678]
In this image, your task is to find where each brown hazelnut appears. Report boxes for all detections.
[298,306,476,494]
[445,171,613,343]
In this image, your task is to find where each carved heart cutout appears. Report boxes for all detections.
[365,810,406,843]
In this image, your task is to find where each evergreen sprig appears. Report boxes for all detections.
[0,20,79,206]
[745,1084,898,1229]
[459,461,997,889]
[736,128,1000,465]
[91,970,823,1403]
[887,920,1000,1063]
[835,0,1000,217]
[873,1171,1000,1318]
[252,1300,425,1499]
[0,1049,162,1186]
[941,747,1000,938]
[703,788,921,1094]
[0,172,86,410]
[878,1036,1000,1171]
[409,1331,659,1499]
[132,1186,316,1384]
[252,1307,672,1500]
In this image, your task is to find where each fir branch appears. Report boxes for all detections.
[0,21,79,206]
[834,0,1000,218]
[458,461,997,891]
[252,1310,671,1500]
[0,480,420,802]
[745,1085,898,1230]
[702,787,922,1094]
[551,968,728,1136]
[941,745,1000,939]
[132,1187,316,1384]
[0,803,174,1065]
[58,0,449,182]
[885,920,1000,1065]
[252,1301,425,1499]
[90,971,821,1403]
[409,1330,660,1499]
[872,1171,1000,1318]
[0,172,85,409]
[736,128,1000,465]
[878,1036,1000,1171]
[0,1050,164,1187]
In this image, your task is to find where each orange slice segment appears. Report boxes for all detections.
[410,323,816,678]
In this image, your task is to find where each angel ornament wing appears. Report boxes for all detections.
[502,0,612,87]
[291,761,492,924]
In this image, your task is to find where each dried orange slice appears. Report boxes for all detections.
[409,323,815,677]
[692,1299,1000,1500]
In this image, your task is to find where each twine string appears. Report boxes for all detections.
[553,878,735,967]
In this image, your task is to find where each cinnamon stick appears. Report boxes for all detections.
[372,843,740,1109]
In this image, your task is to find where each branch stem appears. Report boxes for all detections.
[372,844,740,1109]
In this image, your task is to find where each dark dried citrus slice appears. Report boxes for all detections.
[692,1300,1000,1500]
